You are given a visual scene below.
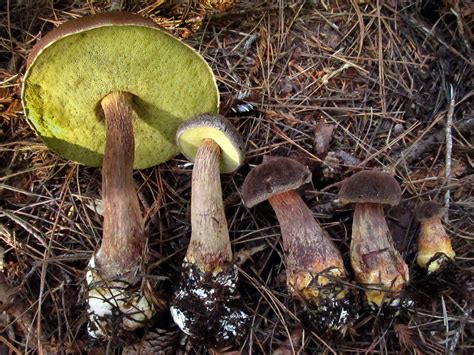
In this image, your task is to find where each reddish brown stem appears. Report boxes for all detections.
[95,92,144,278]
[185,138,232,273]
[268,190,345,298]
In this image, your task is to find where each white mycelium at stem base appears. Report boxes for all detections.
[86,92,154,339]
[171,138,248,348]
[351,203,409,307]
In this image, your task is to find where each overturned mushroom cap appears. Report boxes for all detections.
[176,114,244,173]
[22,12,218,168]
[242,156,312,208]
[415,201,443,221]
[338,170,401,206]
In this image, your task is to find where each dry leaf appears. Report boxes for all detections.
[273,326,303,355]
[314,121,335,157]
[394,322,415,348]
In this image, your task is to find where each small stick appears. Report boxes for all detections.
[444,85,455,224]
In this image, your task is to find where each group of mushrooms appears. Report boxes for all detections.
[20,12,455,349]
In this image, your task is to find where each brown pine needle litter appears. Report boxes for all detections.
[0,0,472,354]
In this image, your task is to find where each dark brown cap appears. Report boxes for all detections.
[414,201,443,221]
[242,156,312,208]
[338,170,401,206]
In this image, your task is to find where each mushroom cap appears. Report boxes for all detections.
[22,12,219,168]
[338,170,401,206]
[241,156,312,208]
[415,201,443,221]
[176,114,244,173]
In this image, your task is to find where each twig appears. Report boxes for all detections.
[444,85,455,223]
[450,6,472,54]
[397,114,473,166]
[448,302,473,355]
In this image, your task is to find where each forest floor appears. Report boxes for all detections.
[0,0,473,354]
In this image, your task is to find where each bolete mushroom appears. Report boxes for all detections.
[242,156,352,331]
[338,170,409,308]
[21,12,219,339]
[170,114,249,348]
[415,201,455,273]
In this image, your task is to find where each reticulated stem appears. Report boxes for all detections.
[95,91,144,279]
[351,203,408,305]
[268,190,345,299]
[185,138,232,273]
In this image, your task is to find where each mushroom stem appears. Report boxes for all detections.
[86,92,154,339]
[351,203,408,306]
[96,91,144,278]
[417,217,455,273]
[268,190,346,301]
[185,138,232,272]
[171,137,248,348]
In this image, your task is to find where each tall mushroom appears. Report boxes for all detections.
[242,156,352,331]
[21,12,219,339]
[338,170,409,308]
[415,201,455,273]
[170,114,249,348]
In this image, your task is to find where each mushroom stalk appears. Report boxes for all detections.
[185,138,232,271]
[97,91,144,278]
[417,216,455,273]
[351,203,408,307]
[241,156,353,331]
[171,125,248,348]
[268,190,346,301]
[22,12,220,342]
[86,91,154,339]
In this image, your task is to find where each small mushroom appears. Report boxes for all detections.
[242,156,352,331]
[170,114,248,348]
[415,201,455,273]
[22,12,219,339]
[338,170,409,308]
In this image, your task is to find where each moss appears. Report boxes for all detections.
[23,25,218,168]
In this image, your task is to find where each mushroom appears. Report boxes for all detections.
[338,170,409,308]
[21,12,219,339]
[170,114,249,348]
[242,156,352,331]
[415,201,455,273]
